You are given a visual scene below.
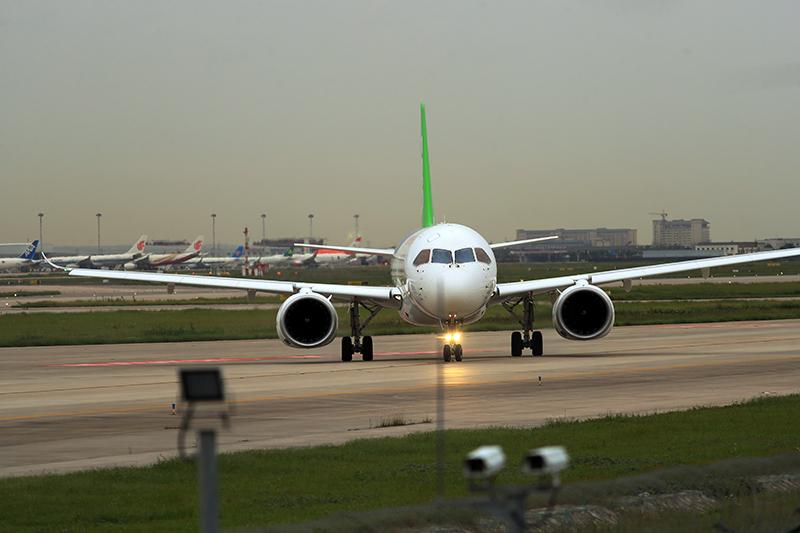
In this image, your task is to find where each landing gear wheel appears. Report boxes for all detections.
[443,344,452,362]
[511,331,523,357]
[341,337,353,362]
[362,336,374,361]
[531,331,543,357]
[454,344,463,362]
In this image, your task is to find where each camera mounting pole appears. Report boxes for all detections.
[178,368,229,533]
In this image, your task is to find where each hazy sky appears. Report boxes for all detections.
[2,1,799,246]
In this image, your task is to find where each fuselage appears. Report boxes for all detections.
[391,223,497,327]
[0,258,36,271]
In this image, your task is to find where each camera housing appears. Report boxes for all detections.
[180,368,225,403]
[522,446,569,476]
[464,445,506,479]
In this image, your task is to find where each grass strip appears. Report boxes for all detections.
[1,394,798,532]
[11,282,800,310]
[2,299,800,347]
[12,295,280,308]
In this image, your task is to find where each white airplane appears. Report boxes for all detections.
[251,247,314,268]
[180,245,245,269]
[49,235,148,268]
[51,103,800,363]
[306,236,367,266]
[0,240,39,271]
[125,236,203,270]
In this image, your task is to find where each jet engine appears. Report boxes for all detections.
[551,284,615,341]
[276,291,339,348]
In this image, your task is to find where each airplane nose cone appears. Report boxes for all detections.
[424,266,487,319]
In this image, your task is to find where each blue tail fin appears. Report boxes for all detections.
[20,240,39,260]
[230,245,245,258]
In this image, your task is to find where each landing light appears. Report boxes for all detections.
[443,331,463,343]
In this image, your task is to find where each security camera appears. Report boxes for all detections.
[464,445,506,479]
[523,446,569,476]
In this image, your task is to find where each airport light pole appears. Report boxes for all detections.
[354,213,359,237]
[37,213,44,253]
[308,213,314,242]
[260,213,266,243]
[211,213,216,256]
[95,213,102,253]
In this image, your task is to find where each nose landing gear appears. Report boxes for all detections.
[442,321,463,362]
[341,297,381,362]
[503,294,544,357]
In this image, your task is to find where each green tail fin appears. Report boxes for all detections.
[420,102,435,227]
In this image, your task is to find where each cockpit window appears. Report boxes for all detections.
[431,248,453,264]
[455,248,475,264]
[413,249,431,266]
[475,248,492,264]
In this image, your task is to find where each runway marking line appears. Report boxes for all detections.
[48,355,322,367]
[45,351,441,368]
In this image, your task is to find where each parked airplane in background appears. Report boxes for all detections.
[0,240,39,271]
[181,245,245,269]
[49,235,147,268]
[310,236,366,266]
[57,103,800,363]
[125,236,203,270]
[250,247,315,268]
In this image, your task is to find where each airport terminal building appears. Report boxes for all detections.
[512,227,638,261]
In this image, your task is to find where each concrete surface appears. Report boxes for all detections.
[1,319,799,477]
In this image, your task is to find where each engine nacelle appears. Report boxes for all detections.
[552,284,615,341]
[276,291,339,348]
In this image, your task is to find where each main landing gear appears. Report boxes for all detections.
[502,293,544,357]
[341,297,381,362]
[442,321,463,363]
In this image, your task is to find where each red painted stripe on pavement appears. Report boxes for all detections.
[48,355,321,367]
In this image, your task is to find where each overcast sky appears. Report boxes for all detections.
[2,1,799,247]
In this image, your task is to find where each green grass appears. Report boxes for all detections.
[609,281,800,300]
[1,395,799,532]
[12,295,280,308]
[3,299,800,347]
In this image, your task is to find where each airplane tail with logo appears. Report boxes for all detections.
[230,245,245,258]
[185,236,204,253]
[420,102,435,228]
[19,240,39,260]
[126,235,148,255]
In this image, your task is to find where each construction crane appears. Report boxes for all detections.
[649,211,669,221]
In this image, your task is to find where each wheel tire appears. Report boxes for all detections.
[454,344,463,362]
[341,337,353,362]
[362,336,374,361]
[531,331,543,357]
[511,331,522,357]
[443,344,452,362]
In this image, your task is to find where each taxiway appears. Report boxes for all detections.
[1,320,799,477]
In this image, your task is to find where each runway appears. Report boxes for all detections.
[1,319,799,477]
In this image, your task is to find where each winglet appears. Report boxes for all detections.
[41,251,69,272]
[420,102,435,228]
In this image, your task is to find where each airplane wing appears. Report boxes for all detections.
[66,268,401,302]
[494,247,800,299]
[293,243,396,256]
[489,236,559,249]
